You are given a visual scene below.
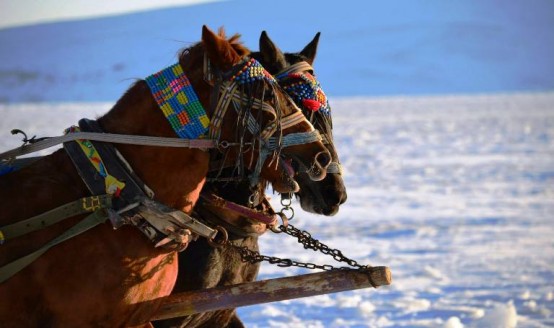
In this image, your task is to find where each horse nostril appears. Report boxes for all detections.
[315,151,331,169]
[340,192,347,205]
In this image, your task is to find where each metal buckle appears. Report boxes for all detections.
[82,196,103,212]
[208,225,229,248]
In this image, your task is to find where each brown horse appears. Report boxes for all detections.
[153,31,346,328]
[0,26,330,327]
[258,31,347,216]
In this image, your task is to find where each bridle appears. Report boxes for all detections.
[204,57,322,187]
[194,61,342,236]
[195,60,345,241]
[275,61,342,175]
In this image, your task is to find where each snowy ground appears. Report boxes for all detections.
[1,92,553,327]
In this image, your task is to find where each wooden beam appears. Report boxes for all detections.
[152,266,391,321]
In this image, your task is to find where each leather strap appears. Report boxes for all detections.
[0,209,108,283]
[201,193,277,226]
[0,131,216,162]
[0,195,111,244]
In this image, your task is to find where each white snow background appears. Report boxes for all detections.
[1,92,552,327]
[1,1,553,326]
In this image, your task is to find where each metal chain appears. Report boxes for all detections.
[278,223,369,269]
[279,193,295,220]
[227,222,371,272]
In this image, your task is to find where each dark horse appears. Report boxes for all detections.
[153,31,346,328]
[0,26,331,327]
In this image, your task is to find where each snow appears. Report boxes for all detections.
[1,92,553,327]
[478,302,518,328]
[444,317,464,328]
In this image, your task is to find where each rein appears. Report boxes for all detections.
[201,193,277,226]
[0,59,321,185]
[0,131,217,162]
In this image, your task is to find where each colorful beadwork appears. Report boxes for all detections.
[65,126,126,196]
[230,58,277,85]
[277,72,331,115]
[145,63,210,139]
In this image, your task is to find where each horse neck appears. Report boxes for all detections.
[97,79,209,213]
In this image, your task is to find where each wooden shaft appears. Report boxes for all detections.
[152,266,391,321]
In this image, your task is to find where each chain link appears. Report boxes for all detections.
[279,194,295,220]
[278,223,368,269]
[228,223,371,272]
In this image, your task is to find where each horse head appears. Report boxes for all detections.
[253,31,347,216]
[198,26,331,194]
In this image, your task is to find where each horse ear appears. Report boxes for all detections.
[300,32,321,65]
[259,31,286,72]
[202,25,241,71]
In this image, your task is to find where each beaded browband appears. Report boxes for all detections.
[229,58,277,85]
[275,61,331,116]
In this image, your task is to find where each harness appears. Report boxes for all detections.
[206,58,322,186]
[0,56,320,283]
[274,61,342,175]
[190,61,346,243]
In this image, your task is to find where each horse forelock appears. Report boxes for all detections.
[217,27,250,58]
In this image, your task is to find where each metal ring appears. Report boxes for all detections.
[280,206,295,220]
[280,195,292,207]
[217,140,230,152]
[208,225,229,248]
[270,212,289,233]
